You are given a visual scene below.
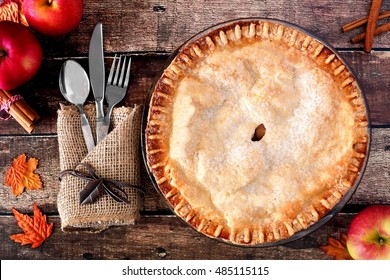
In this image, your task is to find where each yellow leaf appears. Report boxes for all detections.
[5,154,43,196]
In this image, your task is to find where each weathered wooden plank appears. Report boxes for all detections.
[350,128,390,205]
[0,214,357,260]
[1,51,389,136]
[0,128,389,214]
[342,51,390,125]
[0,136,61,213]
[37,0,390,57]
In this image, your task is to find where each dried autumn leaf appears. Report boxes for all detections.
[320,232,353,260]
[0,0,28,26]
[10,203,53,248]
[5,153,43,196]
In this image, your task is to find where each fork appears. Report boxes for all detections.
[98,54,132,140]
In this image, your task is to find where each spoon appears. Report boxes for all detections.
[59,60,95,152]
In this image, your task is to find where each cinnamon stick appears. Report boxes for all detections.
[0,89,38,133]
[5,104,34,133]
[2,89,40,122]
[364,0,383,53]
[351,22,390,43]
[342,10,390,32]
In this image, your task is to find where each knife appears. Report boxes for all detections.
[88,22,106,144]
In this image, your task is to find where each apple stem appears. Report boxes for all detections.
[379,238,384,245]
[0,49,7,58]
[48,0,53,5]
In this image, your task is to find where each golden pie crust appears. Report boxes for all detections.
[145,20,369,245]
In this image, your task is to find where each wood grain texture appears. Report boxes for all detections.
[0,128,389,213]
[36,0,390,57]
[1,0,389,261]
[0,214,356,260]
[350,128,390,205]
[0,51,389,137]
[343,51,390,125]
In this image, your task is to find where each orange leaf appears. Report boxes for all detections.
[10,203,53,248]
[0,0,28,26]
[320,232,353,260]
[5,154,43,196]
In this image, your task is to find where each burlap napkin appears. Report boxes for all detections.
[57,104,143,232]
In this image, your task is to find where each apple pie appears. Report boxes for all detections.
[145,19,369,245]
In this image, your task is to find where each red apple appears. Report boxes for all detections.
[0,21,42,90]
[346,205,390,260]
[23,0,83,36]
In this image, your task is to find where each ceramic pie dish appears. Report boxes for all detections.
[142,18,370,246]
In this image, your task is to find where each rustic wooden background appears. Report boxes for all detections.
[0,0,389,259]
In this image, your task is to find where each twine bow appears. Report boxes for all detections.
[0,94,23,120]
[59,163,144,205]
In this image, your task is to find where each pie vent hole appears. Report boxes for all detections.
[252,124,266,141]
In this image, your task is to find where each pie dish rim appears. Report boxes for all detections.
[141,17,371,247]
